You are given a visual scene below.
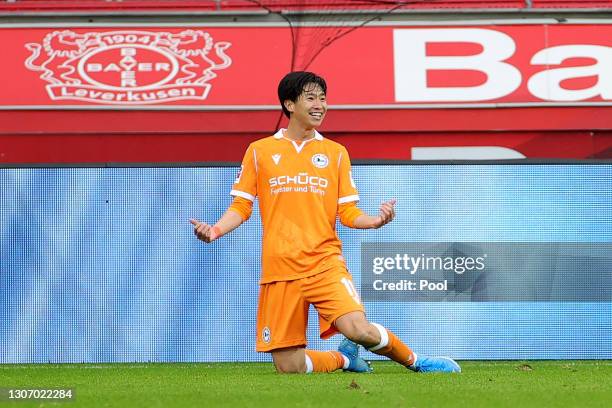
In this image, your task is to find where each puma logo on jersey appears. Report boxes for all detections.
[272,154,281,165]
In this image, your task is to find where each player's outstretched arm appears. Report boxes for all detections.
[352,199,396,229]
[190,209,244,243]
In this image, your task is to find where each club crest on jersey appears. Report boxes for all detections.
[272,154,281,165]
[262,327,271,344]
[311,153,329,169]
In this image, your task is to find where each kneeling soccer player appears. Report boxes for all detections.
[190,71,460,374]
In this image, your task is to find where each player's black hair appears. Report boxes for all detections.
[277,71,327,118]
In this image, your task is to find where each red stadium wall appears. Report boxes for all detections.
[2,109,611,162]
[1,6,612,163]
[1,1,612,13]
[1,131,611,163]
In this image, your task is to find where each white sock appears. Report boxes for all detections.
[341,354,350,369]
[367,323,390,352]
[304,354,313,373]
[410,353,419,368]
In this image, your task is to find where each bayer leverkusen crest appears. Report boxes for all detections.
[24,30,232,105]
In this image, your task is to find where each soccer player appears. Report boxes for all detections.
[190,71,460,374]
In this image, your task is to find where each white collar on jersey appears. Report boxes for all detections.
[273,129,323,141]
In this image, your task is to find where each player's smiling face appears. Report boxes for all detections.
[287,83,327,129]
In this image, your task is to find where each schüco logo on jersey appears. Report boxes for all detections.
[269,173,329,196]
[24,30,232,104]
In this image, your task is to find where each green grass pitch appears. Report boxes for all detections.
[1,361,611,407]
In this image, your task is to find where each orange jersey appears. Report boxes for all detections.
[230,129,360,284]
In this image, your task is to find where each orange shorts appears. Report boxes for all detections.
[256,266,364,352]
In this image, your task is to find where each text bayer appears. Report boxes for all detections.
[394,28,612,102]
[373,279,448,291]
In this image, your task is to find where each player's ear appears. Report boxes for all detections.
[284,99,294,115]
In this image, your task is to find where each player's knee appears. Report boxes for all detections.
[274,359,305,374]
[343,321,379,347]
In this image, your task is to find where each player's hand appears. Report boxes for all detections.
[374,199,396,228]
[190,219,220,243]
